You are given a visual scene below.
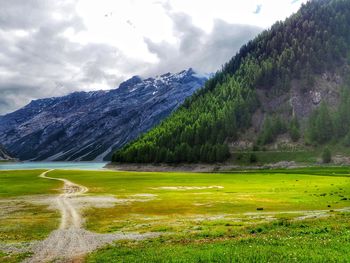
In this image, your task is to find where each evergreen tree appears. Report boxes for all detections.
[343,131,350,147]
[250,153,258,163]
[334,88,350,137]
[307,102,333,144]
[258,116,287,145]
[322,147,332,163]
[289,116,300,142]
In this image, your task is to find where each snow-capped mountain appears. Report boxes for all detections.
[0,68,208,161]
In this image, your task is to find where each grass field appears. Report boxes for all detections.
[0,170,60,242]
[0,170,61,197]
[87,212,350,262]
[0,170,61,262]
[1,167,350,262]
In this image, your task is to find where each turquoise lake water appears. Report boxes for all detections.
[0,162,108,170]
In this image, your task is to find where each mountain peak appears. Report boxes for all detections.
[0,69,208,161]
[118,75,143,90]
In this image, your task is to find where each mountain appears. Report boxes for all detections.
[113,0,350,164]
[0,144,14,161]
[0,69,208,161]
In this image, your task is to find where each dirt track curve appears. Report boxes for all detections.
[25,170,159,263]
[39,169,88,229]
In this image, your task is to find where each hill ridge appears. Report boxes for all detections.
[113,0,350,164]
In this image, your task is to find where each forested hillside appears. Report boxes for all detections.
[113,0,350,164]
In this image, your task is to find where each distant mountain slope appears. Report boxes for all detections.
[0,144,13,160]
[0,69,207,161]
[113,0,350,164]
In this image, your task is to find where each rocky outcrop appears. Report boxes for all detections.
[0,144,14,160]
[0,69,208,161]
[256,68,347,128]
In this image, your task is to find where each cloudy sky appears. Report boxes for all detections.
[0,0,308,114]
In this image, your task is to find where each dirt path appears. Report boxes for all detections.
[25,170,159,263]
[39,169,88,229]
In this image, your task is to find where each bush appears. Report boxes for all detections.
[290,125,300,142]
[322,147,332,163]
[343,131,350,147]
[307,102,333,144]
[250,153,258,163]
[252,144,260,151]
[236,153,243,161]
[258,116,287,145]
[289,117,300,142]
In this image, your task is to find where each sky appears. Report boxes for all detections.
[0,0,308,114]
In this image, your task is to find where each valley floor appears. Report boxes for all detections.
[1,167,350,262]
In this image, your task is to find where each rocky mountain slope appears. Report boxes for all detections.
[113,0,350,164]
[0,69,207,161]
[0,144,13,160]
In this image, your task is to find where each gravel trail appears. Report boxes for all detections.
[39,169,88,229]
[25,170,159,263]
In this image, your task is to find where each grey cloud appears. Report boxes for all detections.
[143,10,262,76]
[0,0,84,31]
[0,83,42,115]
[0,0,145,114]
[170,12,205,54]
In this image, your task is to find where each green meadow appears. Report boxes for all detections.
[0,170,60,197]
[2,167,350,262]
[87,212,350,262]
[0,170,60,262]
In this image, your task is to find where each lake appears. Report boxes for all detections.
[0,162,108,170]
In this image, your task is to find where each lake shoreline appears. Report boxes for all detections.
[0,161,108,170]
[105,161,314,172]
